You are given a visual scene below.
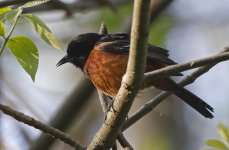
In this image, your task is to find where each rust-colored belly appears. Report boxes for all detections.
[83,49,175,97]
[84,49,128,97]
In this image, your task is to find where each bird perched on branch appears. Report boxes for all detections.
[57,32,214,119]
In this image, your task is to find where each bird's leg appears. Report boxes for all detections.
[103,99,120,122]
[106,99,131,122]
[98,92,132,149]
[108,99,119,114]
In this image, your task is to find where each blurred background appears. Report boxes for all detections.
[1,0,229,150]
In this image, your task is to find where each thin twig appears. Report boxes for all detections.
[0,0,131,16]
[0,104,85,150]
[0,0,32,7]
[0,8,21,56]
[144,48,229,85]
[149,0,174,22]
[98,91,111,113]
[117,134,133,150]
[122,47,229,131]
[99,22,108,35]
[23,0,131,15]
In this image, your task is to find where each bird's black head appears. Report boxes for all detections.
[57,33,102,69]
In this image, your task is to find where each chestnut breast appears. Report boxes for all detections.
[83,47,174,97]
[84,48,128,97]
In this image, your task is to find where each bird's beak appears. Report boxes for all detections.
[56,55,72,67]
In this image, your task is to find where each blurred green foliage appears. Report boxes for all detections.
[96,3,133,33]
[149,14,174,47]
[140,134,171,150]
[203,123,229,150]
[96,4,174,47]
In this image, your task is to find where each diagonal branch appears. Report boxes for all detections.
[0,0,33,7]
[144,48,229,85]
[87,0,151,149]
[98,91,133,150]
[149,0,174,22]
[0,104,85,150]
[30,78,94,150]
[122,47,229,131]
[98,22,133,150]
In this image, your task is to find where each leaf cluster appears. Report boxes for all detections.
[0,0,62,81]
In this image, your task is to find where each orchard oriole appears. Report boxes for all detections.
[57,33,214,118]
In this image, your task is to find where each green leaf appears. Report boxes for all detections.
[25,14,50,31]
[6,36,39,81]
[218,124,229,143]
[0,7,12,21]
[0,7,11,15]
[6,8,22,22]
[22,0,50,8]
[0,21,6,36]
[205,139,228,150]
[24,14,62,50]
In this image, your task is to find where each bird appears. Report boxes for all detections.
[57,32,214,119]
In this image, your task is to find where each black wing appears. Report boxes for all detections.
[96,33,177,66]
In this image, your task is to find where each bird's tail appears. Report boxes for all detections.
[169,80,214,119]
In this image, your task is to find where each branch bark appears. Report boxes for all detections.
[144,48,229,85]
[1,0,229,148]
[98,91,133,150]
[1,45,228,149]
[98,22,133,150]
[30,78,94,150]
[0,104,85,150]
[122,47,229,131]
[87,0,151,149]
[0,42,228,150]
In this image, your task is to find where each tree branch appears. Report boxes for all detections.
[87,0,151,149]
[0,104,85,150]
[30,78,94,150]
[0,0,131,17]
[0,0,32,7]
[144,48,229,85]
[98,22,118,150]
[98,22,133,150]
[122,47,229,131]
[1,44,228,150]
[1,0,228,149]
[149,0,174,22]
[98,91,133,150]
[125,0,173,33]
